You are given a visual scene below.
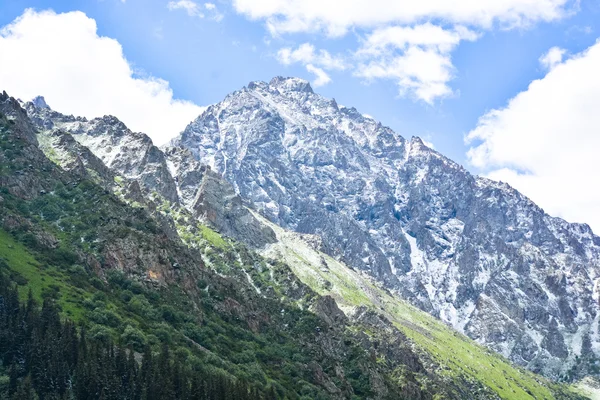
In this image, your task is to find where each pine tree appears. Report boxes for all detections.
[12,375,36,400]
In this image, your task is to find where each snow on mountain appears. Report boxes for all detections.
[25,103,180,204]
[24,78,600,380]
[169,77,600,379]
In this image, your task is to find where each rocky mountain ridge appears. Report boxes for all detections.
[169,77,600,380]
[4,89,586,398]
[0,90,450,399]
[22,78,600,382]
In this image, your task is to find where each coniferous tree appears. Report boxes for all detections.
[11,375,36,400]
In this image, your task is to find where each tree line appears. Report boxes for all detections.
[0,281,277,400]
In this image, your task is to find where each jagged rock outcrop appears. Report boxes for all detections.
[25,102,180,203]
[39,128,116,185]
[25,100,275,249]
[192,168,276,248]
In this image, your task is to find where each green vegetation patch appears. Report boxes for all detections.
[255,215,581,400]
[0,229,86,320]
[199,225,228,249]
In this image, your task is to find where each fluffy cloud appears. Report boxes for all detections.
[232,0,573,37]
[250,1,572,103]
[355,24,478,103]
[275,25,479,100]
[539,46,567,70]
[356,24,477,55]
[0,9,203,145]
[305,64,331,87]
[466,40,600,232]
[277,43,346,70]
[274,25,479,101]
[277,43,346,87]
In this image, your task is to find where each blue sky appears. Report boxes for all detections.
[1,0,600,231]
[0,0,596,161]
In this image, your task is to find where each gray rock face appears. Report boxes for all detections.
[37,128,116,187]
[24,100,275,249]
[25,103,180,204]
[1,91,39,145]
[31,95,50,109]
[0,92,52,199]
[171,77,408,281]
[162,146,205,208]
[192,168,276,248]
[171,76,600,379]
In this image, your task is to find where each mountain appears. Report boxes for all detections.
[2,87,589,398]
[1,90,454,399]
[168,77,600,380]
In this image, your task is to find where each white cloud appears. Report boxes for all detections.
[274,26,479,101]
[254,0,568,104]
[168,0,223,21]
[466,40,600,232]
[277,43,345,87]
[0,9,203,145]
[277,43,346,70]
[305,64,331,87]
[232,0,573,37]
[539,46,566,70]
[355,46,453,102]
[422,139,435,149]
[355,24,478,103]
[168,0,204,17]
[356,24,478,55]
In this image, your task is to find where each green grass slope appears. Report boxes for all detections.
[253,210,582,400]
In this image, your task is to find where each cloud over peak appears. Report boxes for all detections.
[245,0,573,103]
[354,24,479,103]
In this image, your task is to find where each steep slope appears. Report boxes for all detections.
[9,90,586,398]
[253,210,575,399]
[1,91,427,399]
[170,77,600,380]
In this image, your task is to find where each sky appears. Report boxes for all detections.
[0,0,599,232]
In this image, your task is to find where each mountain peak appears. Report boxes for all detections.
[170,78,600,380]
[268,76,313,93]
[410,136,425,146]
[31,95,50,109]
